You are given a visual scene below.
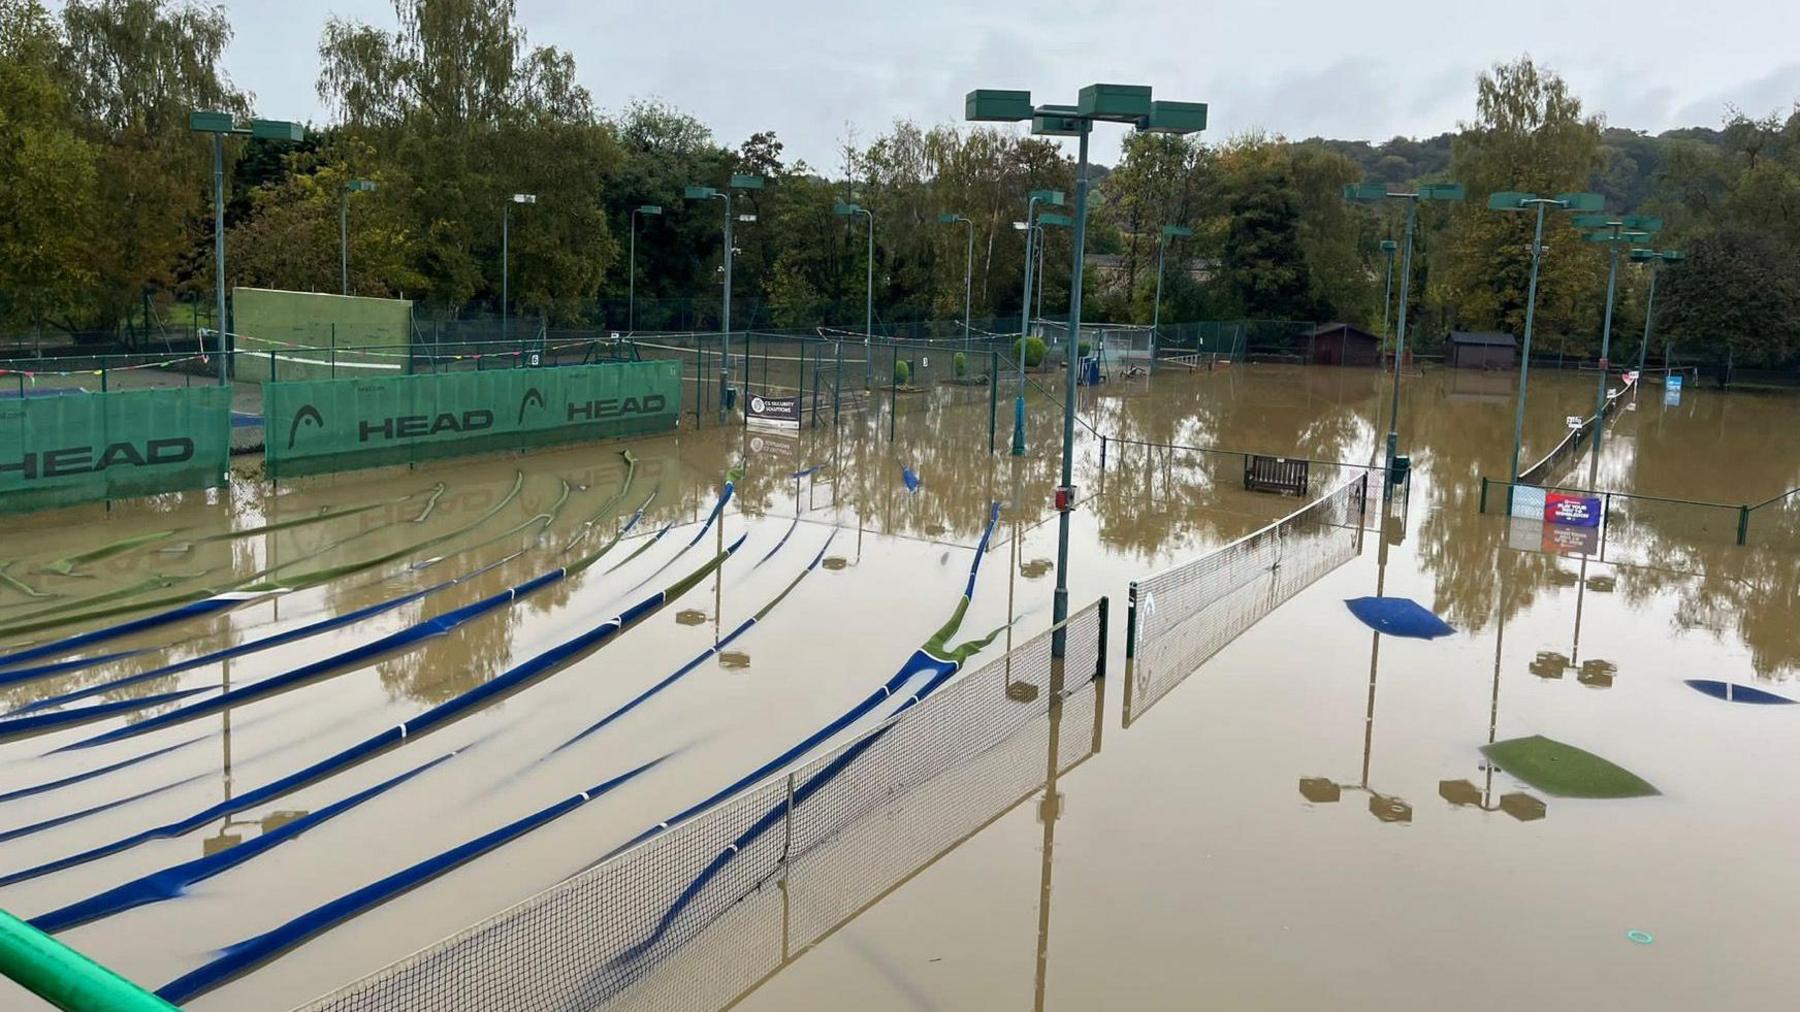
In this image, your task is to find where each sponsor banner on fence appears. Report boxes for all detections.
[1545,492,1603,527]
[264,361,681,478]
[0,386,232,513]
[745,392,801,430]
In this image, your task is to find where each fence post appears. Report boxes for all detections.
[833,340,843,429]
[269,349,276,383]
[1124,583,1138,661]
[1737,505,1750,546]
[888,343,897,443]
[1100,434,1108,475]
[798,340,806,425]
[988,350,998,454]
[1479,476,1489,514]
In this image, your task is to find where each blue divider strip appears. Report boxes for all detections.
[30,751,459,934]
[0,534,743,889]
[155,757,666,1005]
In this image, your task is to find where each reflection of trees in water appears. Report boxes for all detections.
[1408,371,1800,667]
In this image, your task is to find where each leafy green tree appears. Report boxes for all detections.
[0,0,98,335]
[1217,139,1314,319]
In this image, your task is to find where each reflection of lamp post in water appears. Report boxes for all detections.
[1298,520,1410,823]
[1441,556,1549,821]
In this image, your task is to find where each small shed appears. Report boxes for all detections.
[1309,323,1382,367]
[1449,331,1517,370]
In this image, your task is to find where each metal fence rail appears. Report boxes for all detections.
[1480,476,1800,559]
[296,598,1108,1012]
[1124,474,1367,727]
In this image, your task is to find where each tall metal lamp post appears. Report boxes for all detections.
[502,193,537,342]
[1575,214,1659,464]
[1011,191,1066,456]
[937,213,975,354]
[1150,224,1192,361]
[834,201,875,388]
[1344,182,1464,488]
[340,179,376,296]
[968,84,1207,656]
[1378,239,1398,339]
[1487,190,1604,493]
[188,112,305,383]
[1630,248,1685,374]
[688,174,764,419]
[628,204,662,332]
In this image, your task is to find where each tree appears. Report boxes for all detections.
[1660,224,1800,367]
[0,0,98,335]
[1439,57,1607,347]
[1217,138,1314,319]
[58,0,247,338]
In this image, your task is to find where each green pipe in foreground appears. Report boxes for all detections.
[0,909,180,1011]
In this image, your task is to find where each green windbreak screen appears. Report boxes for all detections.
[264,360,681,478]
[0,386,232,513]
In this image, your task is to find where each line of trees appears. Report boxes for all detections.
[3,0,1799,367]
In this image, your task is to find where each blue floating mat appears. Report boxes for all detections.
[1345,597,1455,639]
[901,466,921,493]
[1685,679,1796,705]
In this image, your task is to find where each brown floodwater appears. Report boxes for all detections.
[1,363,1797,1010]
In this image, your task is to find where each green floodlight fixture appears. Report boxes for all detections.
[1030,189,1066,207]
[189,110,305,383]
[1379,239,1398,253]
[833,202,863,216]
[1160,224,1194,239]
[1077,83,1153,122]
[966,89,1035,122]
[1032,104,1087,137]
[1418,183,1466,202]
[684,185,719,200]
[638,204,663,216]
[730,173,765,190]
[1038,213,1074,228]
[1143,100,1208,134]
[1345,182,1389,202]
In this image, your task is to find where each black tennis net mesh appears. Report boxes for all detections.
[295,600,1106,1012]
[1125,474,1366,726]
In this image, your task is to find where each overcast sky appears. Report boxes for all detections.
[214,0,1800,168]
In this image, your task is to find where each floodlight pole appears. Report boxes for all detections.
[211,132,227,383]
[1053,126,1091,656]
[502,203,511,342]
[722,192,734,417]
[1381,242,1396,341]
[340,185,349,296]
[1015,196,1048,457]
[1506,199,1552,489]
[1386,199,1418,485]
[1591,239,1623,465]
[628,205,659,332]
[1636,258,1663,375]
[863,209,875,387]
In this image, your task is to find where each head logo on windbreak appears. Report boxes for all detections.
[518,386,546,424]
[287,405,325,449]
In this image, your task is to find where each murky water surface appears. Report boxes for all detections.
[2,364,1797,1010]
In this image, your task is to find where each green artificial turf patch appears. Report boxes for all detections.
[1481,735,1659,799]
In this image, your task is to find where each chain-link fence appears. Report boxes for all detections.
[296,598,1108,1012]
[1481,477,1800,564]
[1125,474,1367,727]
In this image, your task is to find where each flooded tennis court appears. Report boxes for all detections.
[3,362,1798,1010]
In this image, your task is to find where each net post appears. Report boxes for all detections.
[1095,595,1109,680]
[1100,434,1108,474]
[1737,504,1750,546]
[1479,476,1489,514]
[779,771,796,864]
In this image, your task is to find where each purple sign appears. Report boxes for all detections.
[1545,492,1602,527]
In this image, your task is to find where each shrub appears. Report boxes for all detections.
[953,351,967,378]
[894,359,911,386]
[1012,336,1048,368]
[1077,340,1093,358]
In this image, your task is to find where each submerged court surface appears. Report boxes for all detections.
[3,364,1799,1010]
